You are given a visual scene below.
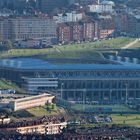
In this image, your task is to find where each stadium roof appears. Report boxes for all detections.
[0,58,140,71]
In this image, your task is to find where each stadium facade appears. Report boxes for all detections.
[0,58,140,104]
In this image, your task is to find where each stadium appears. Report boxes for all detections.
[0,58,140,104]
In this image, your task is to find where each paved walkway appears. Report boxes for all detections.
[122,39,139,49]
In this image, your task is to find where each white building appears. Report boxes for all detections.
[88,2,114,13]
[53,11,83,23]
[10,93,54,111]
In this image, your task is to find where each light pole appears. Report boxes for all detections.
[83,88,86,112]
[61,83,64,99]
[125,82,128,105]
[110,89,112,103]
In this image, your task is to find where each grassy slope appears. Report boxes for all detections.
[129,41,140,49]
[59,37,135,49]
[0,37,135,59]
[26,104,59,117]
[13,104,63,118]
[0,79,25,93]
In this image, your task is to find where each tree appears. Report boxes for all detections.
[52,104,55,110]
[4,40,13,50]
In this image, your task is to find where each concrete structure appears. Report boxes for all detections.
[9,93,54,111]
[1,58,140,104]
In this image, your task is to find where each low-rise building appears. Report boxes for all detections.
[99,29,114,39]
[9,93,54,111]
[88,3,114,13]
[53,11,84,23]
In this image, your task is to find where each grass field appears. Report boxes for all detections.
[111,114,140,127]
[0,37,135,59]
[75,114,140,128]
[71,104,136,112]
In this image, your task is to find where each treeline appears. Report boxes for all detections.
[0,40,13,51]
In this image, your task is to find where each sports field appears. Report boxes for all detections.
[71,104,135,112]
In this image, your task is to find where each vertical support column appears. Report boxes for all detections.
[92,92,94,101]
[74,91,76,101]
[110,89,112,102]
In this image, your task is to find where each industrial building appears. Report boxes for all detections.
[0,58,140,104]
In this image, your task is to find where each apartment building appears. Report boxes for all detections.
[57,21,96,44]
[127,15,140,37]
[88,3,114,13]
[11,17,57,41]
[0,18,12,40]
[0,17,57,44]
[53,11,84,23]
[57,23,71,44]
[69,0,97,5]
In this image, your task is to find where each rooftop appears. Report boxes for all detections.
[0,58,140,71]
[13,93,54,103]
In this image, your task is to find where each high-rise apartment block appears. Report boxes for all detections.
[0,17,57,43]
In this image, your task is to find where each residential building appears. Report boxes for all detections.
[57,21,96,43]
[57,23,71,44]
[114,14,128,33]
[0,122,67,135]
[83,21,95,41]
[72,22,83,42]
[88,3,114,13]
[0,17,57,44]
[99,29,114,39]
[127,15,140,37]
[53,11,84,23]
[69,0,97,5]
